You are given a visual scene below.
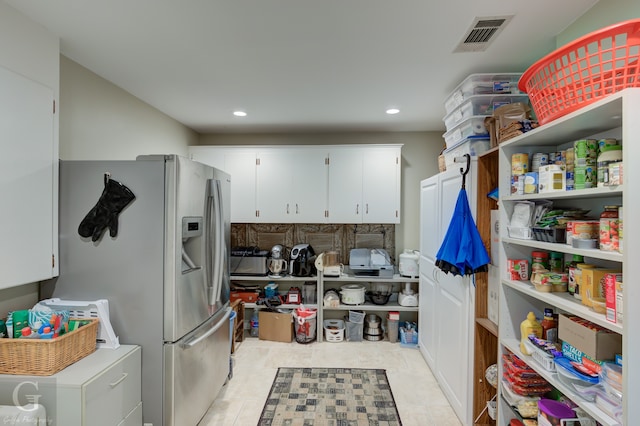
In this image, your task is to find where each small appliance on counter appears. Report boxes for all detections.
[267,244,288,278]
[399,249,420,278]
[349,248,394,277]
[289,244,317,277]
[230,246,269,276]
[398,283,419,307]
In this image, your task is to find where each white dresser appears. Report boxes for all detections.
[0,345,141,426]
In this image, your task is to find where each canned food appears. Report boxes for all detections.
[571,220,599,240]
[512,153,529,176]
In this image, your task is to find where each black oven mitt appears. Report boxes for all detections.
[78,179,136,242]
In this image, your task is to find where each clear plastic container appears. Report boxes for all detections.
[443,94,531,131]
[443,116,490,148]
[442,136,490,168]
[444,73,524,114]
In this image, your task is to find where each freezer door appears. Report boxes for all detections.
[164,307,231,426]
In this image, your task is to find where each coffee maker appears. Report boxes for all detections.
[289,244,317,277]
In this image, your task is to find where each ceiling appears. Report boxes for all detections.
[6,0,599,134]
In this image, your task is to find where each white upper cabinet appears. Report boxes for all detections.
[0,65,56,290]
[189,144,401,224]
[190,147,257,223]
[328,145,401,224]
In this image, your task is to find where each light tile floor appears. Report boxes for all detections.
[199,338,462,426]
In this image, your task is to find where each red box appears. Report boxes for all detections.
[507,259,529,280]
[230,291,259,304]
[605,273,617,323]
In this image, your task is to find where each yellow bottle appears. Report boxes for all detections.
[520,311,543,355]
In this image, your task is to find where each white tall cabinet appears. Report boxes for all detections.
[497,89,640,425]
[419,163,477,426]
[0,3,59,290]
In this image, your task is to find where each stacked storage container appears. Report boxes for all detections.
[442,73,528,168]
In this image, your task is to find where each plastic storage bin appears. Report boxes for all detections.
[443,116,490,149]
[345,320,363,342]
[444,73,524,114]
[323,319,345,342]
[443,136,491,168]
[443,94,530,131]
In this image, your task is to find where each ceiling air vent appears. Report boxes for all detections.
[453,15,513,53]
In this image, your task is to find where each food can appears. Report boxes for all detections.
[565,171,575,191]
[511,153,529,176]
[598,138,618,151]
[600,206,620,251]
[574,165,596,189]
[574,139,598,163]
[618,206,623,253]
[565,147,575,170]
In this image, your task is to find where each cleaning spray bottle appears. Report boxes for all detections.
[520,311,542,355]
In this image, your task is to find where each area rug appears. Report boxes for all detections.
[259,367,402,426]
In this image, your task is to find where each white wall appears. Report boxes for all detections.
[556,0,640,47]
[59,56,198,160]
[196,131,444,252]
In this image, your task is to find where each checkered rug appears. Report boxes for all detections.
[258,367,402,426]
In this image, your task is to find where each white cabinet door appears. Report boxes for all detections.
[256,148,328,223]
[0,65,55,289]
[190,147,257,223]
[362,147,400,223]
[327,148,363,223]
[419,175,439,370]
[328,145,401,224]
[418,167,476,426]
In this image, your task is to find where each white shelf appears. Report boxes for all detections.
[322,302,418,312]
[231,275,316,281]
[502,185,623,202]
[497,89,640,425]
[245,303,318,310]
[322,273,419,283]
[502,279,622,334]
[502,338,620,426]
[502,238,624,263]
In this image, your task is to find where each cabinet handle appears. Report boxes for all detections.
[286,204,290,214]
[110,372,128,388]
[356,204,359,214]
[296,203,299,214]
[366,204,369,214]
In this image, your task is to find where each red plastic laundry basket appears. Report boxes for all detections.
[519,19,640,125]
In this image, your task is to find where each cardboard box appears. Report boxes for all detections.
[507,259,529,280]
[258,310,293,343]
[616,280,624,324]
[580,269,621,307]
[538,164,566,193]
[558,313,621,360]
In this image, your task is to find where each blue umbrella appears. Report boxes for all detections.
[435,154,490,276]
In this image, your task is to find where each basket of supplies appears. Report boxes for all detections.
[0,319,99,376]
[519,19,640,125]
[323,319,345,342]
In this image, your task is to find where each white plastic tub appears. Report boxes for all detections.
[443,136,490,168]
[443,94,530,131]
[443,116,490,148]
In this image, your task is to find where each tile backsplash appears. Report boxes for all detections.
[231,223,396,265]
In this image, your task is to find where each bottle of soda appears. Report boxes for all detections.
[250,309,259,338]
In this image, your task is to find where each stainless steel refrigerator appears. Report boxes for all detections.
[45,155,231,426]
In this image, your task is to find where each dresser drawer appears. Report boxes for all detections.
[85,346,141,425]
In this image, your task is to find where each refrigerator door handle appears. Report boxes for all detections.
[206,178,224,306]
[180,308,231,349]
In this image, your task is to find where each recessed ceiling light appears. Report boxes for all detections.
[233,111,247,117]
[386,108,400,115]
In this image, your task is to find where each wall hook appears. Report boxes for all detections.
[104,172,111,186]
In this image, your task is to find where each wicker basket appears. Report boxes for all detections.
[0,319,99,376]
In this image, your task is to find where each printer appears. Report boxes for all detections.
[348,248,394,277]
